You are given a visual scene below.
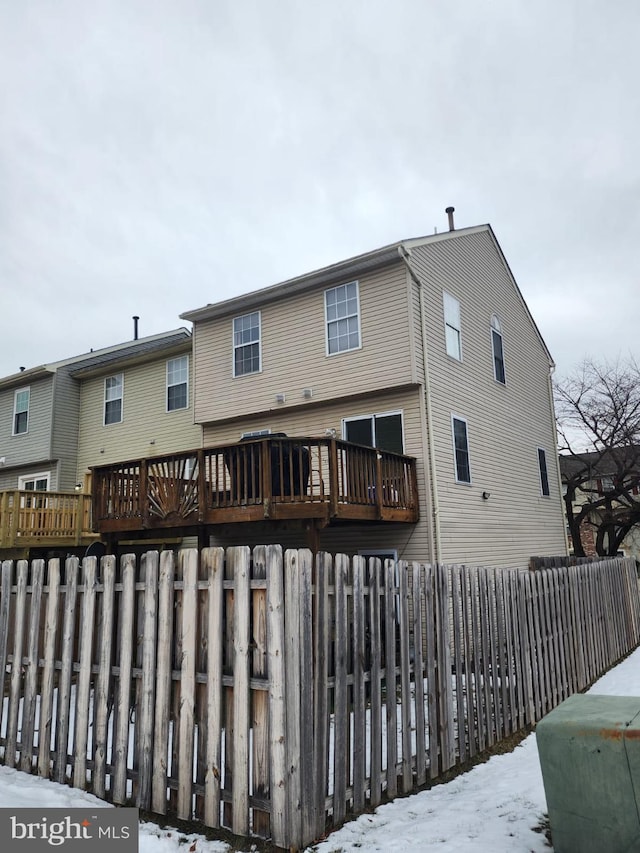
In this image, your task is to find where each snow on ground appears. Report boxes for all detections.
[2,646,640,852]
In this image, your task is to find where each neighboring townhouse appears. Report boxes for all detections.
[560,449,640,561]
[0,327,199,557]
[176,216,568,569]
[72,328,200,483]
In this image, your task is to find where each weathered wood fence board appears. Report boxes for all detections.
[0,549,639,851]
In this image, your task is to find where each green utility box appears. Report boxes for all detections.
[536,694,640,853]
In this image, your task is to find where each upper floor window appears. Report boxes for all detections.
[325,281,361,355]
[538,447,550,496]
[104,374,123,425]
[13,387,30,435]
[167,356,189,411]
[491,315,506,384]
[452,415,471,483]
[443,292,462,360]
[233,312,261,376]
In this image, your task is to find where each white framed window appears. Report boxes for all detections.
[104,374,123,425]
[443,292,462,360]
[18,471,50,508]
[167,355,189,411]
[13,387,30,435]
[325,281,361,355]
[452,415,471,484]
[538,447,550,496]
[343,410,404,454]
[233,311,261,376]
[18,472,50,491]
[491,314,506,384]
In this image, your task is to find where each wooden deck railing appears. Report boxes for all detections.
[91,437,419,533]
[0,490,95,549]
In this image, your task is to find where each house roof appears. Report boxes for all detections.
[180,222,554,367]
[68,329,191,378]
[559,447,640,480]
[0,329,192,389]
[181,224,489,323]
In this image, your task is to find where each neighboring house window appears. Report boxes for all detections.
[167,356,189,411]
[452,415,471,483]
[491,314,506,384]
[104,374,123,425]
[13,387,30,435]
[343,411,404,454]
[233,311,261,376]
[443,292,462,360]
[18,472,50,491]
[325,281,361,355]
[538,447,550,496]
[18,472,49,508]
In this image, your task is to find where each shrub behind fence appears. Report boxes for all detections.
[0,549,639,850]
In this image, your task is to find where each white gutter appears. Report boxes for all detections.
[398,246,442,564]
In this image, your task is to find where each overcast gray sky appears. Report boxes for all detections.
[1,0,638,381]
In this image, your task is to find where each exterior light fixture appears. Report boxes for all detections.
[482,491,491,500]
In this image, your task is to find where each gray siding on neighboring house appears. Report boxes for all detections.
[192,262,413,425]
[408,228,566,568]
[0,375,55,486]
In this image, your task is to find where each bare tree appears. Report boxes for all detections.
[556,358,640,557]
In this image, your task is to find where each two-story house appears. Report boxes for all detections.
[176,216,568,569]
[0,327,200,557]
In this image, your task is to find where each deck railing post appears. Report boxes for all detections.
[375,452,384,519]
[261,440,272,517]
[197,448,206,521]
[140,459,149,526]
[0,491,8,547]
[329,439,339,517]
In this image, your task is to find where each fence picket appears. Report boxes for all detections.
[72,557,97,789]
[21,559,44,772]
[93,555,116,798]
[0,549,638,852]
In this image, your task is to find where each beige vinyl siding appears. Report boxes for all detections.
[203,386,432,562]
[0,377,55,483]
[76,352,201,478]
[410,228,566,568]
[50,369,81,490]
[193,262,412,424]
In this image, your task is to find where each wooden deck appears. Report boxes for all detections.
[91,436,419,535]
[0,490,96,551]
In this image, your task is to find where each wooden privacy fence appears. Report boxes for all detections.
[0,550,639,850]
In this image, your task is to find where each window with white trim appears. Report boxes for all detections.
[18,472,50,491]
[233,312,261,376]
[491,315,506,383]
[452,415,471,483]
[538,447,550,496]
[18,471,50,509]
[104,374,123,425]
[343,411,404,454]
[167,355,189,411]
[13,387,30,435]
[325,281,361,355]
[443,292,462,360]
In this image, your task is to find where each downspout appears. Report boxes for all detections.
[548,364,571,556]
[398,246,442,564]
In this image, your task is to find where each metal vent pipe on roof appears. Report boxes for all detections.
[446,206,455,231]
[133,315,140,340]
